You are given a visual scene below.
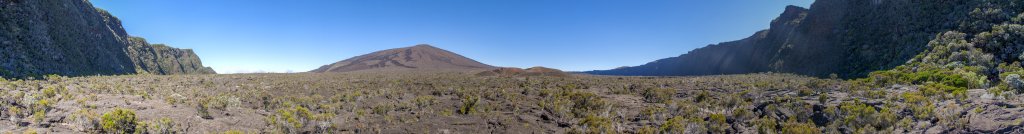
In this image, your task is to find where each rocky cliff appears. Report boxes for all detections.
[126,37,217,75]
[0,0,215,78]
[586,0,970,78]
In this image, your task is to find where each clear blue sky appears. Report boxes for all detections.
[91,0,813,73]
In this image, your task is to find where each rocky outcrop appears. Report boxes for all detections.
[0,0,215,78]
[587,1,969,78]
[126,37,217,75]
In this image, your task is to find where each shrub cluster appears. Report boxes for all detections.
[101,108,137,134]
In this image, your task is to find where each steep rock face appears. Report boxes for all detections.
[587,1,967,78]
[0,0,214,78]
[126,37,216,75]
[310,44,494,73]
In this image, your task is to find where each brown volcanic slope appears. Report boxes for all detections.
[310,44,495,73]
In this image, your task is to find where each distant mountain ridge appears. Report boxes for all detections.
[0,0,215,78]
[476,66,570,77]
[310,44,494,73]
[586,1,970,78]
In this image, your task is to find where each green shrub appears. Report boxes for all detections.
[8,106,21,117]
[755,117,778,134]
[1003,73,1024,93]
[579,114,613,133]
[694,90,710,103]
[101,108,137,134]
[708,113,728,133]
[921,82,967,99]
[32,110,45,124]
[295,106,312,119]
[69,108,101,130]
[210,95,240,110]
[798,88,814,97]
[44,74,62,81]
[42,87,57,98]
[165,94,183,106]
[835,100,901,131]
[866,67,986,90]
[134,121,150,134]
[637,126,658,134]
[818,94,828,104]
[660,116,686,134]
[371,104,392,115]
[197,100,213,119]
[640,106,666,120]
[566,91,607,117]
[151,117,175,134]
[839,101,876,129]
[35,99,51,111]
[275,108,304,131]
[732,108,754,122]
[458,95,479,115]
[901,92,935,120]
[781,119,820,134]
[413,95,436,108]
[23,128,37,134]
[439,109,452,116]
[223,130,245,134]
[642,88,675,103]
[876,107,898,129]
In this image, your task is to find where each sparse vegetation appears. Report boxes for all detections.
[0,67,1017,133]
[642,88,674,103]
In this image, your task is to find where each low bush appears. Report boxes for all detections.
[798,88,814,97]
[372,104,392,115]
[636,126,658,134]
[223,130,245,134]
[694,90,710,103]
[32,110,45,124]
[197,99,213,119]
[35,99,51,111]
[565,91,607,117]
[901,92,935,120]
[660,116,686,134]
[42,87,57,98]
[642,88,675,103]
[838,102,875,129]
[23,128,37,134]
[578,114,613,133]
[101,108,137,134]
[866,66,986,90]
[272,107,306,132]
[755,117,779,134]
[920,82,967,99]
[458,95,479,115]
[413,95,436,108]
[781,119,820,134]
[150,117,175,134]
[708,113,728,133]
